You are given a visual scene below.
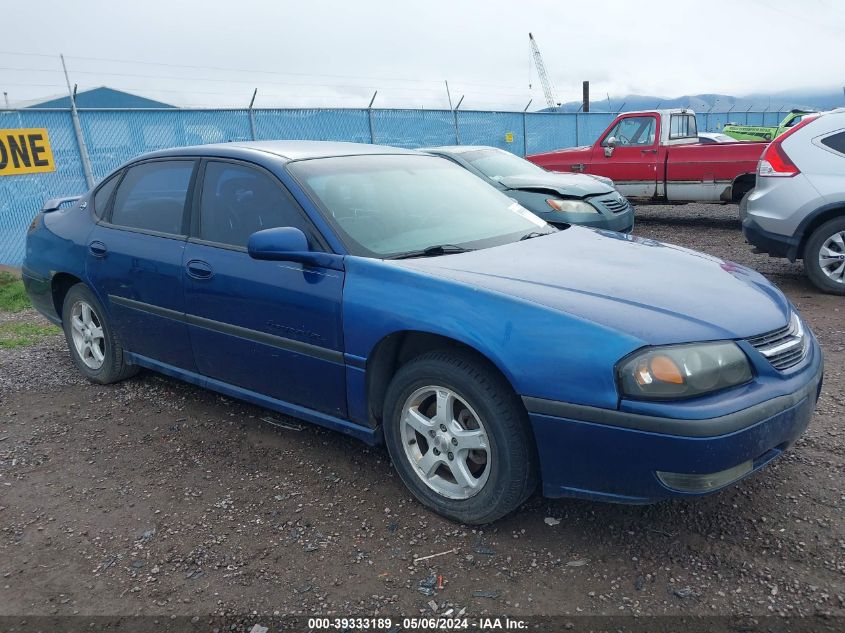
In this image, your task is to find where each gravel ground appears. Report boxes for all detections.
[0,204,843,623]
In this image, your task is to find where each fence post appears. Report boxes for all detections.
[453,95,464,145]
[575,112,579,146]
[522,99,532,157]
[367,91,378,144]
[60,54,94,188]
[248,89,258,140]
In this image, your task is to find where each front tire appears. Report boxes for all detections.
[62,283,139,384]
[383,350,537,524]
[804,217,845,295]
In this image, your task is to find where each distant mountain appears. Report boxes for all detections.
[552,89,845,113]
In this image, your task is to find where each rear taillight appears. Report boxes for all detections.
[27,213,43,234]
[758,114,820,178]
[758,143,800,177]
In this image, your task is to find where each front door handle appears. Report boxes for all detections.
[641,149,658,154]
[88,241,108,257]
[186,259,213,280]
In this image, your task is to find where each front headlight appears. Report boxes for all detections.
[546,198,599,214]
[617,342,753,400]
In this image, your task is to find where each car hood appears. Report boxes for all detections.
[497,172,613,197]
[392,228,790,345]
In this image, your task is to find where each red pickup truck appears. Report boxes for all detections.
[527,109,766,204]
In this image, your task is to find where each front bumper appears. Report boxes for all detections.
[524,351,822,503]
[543,208,634,234]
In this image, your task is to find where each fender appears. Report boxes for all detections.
[791,201,845,261]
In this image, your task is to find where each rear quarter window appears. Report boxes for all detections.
[821,131,845,155]
[92,171,122,219]
[669,114,698,140]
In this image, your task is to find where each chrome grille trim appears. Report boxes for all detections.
[747,313,808,371]
[595,193,629,214]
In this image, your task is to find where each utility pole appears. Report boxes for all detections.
[444,80,454,111]
[2,92,8,108]
[582,81,590,113]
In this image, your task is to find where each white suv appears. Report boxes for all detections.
[742,108,845,294]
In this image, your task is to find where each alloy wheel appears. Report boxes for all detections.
[399,385,491,500]
[70,300,106,370]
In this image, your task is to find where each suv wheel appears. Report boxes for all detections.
[804,217,845,295]
[383,350,537,524]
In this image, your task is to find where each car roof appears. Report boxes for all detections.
[418,145,501,155]
[140,140,422,163]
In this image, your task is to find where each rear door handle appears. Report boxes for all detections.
[186,259,213,280]
[88,241,108,257]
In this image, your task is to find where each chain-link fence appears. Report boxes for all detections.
[0,106,790,265]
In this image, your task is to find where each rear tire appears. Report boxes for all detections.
[383,349,537,524]
[62,283,139,384]
[804,217,845,295]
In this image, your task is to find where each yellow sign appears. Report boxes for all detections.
[0,128,55,176]
[504,132,514,143]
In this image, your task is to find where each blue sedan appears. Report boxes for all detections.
[22,141,822,524]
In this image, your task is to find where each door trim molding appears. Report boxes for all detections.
[108,294,344,364]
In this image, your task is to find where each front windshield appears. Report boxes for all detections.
[289,154,551,258]
[461,148,547,181]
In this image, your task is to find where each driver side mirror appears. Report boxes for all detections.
[604,136,618,158]
[247,226,343,270]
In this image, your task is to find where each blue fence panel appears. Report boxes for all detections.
[0,107,793,266]
[706,111,730,132]
[524,112,577,154]
[255,108,370,144]
[577,113,615,147]
[371,109,455,148]
[0,110,88,266]
[455,111,524,154]
[80,109,252,180]
[745,111,766,126]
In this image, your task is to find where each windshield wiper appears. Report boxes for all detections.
[387,244,475,260]
[519,230,555,241]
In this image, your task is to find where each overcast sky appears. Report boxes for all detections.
[1,0,842,109]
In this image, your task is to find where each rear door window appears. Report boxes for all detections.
[110,160,195,235]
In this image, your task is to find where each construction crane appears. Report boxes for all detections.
[528,32,560,109]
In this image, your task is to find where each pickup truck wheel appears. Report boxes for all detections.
[62,283,139,384]
[804,217,845,295]
[383,350,537,524]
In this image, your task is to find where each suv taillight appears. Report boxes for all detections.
[758,114,820,178]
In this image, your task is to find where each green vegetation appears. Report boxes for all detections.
[0,272,31,312]
[0,322,60,349]
[0,272,57,348]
